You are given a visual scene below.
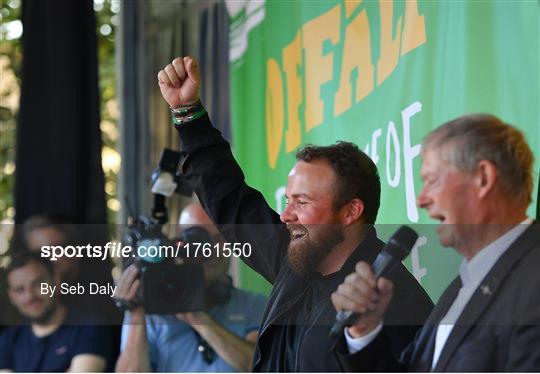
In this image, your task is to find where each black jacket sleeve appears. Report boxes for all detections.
[175,113,290,284]
[334,328,410,372]
[334,263,434,372]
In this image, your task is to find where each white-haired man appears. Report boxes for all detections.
[332,114,539,371]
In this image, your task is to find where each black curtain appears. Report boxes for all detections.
[199,1,231,141]
[15,0,106,224]
[120,1,231,223]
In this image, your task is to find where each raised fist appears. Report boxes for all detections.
[157,56,201,108]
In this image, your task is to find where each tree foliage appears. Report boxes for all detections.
[0,0,120,223]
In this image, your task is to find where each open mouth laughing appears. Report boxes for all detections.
[288,225,308,241]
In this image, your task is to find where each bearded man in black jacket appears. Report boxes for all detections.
[156,56,433,372]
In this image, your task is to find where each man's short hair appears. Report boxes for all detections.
[6,250,54,278]
[423,113,534,205]
[21,213,77,245]
[296,141,381,223]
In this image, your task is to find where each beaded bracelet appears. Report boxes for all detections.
[170,100,202,116]
[171,101,207,126]
[171,109,207,126]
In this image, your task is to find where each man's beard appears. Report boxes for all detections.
[28,302,58,325]
[286,224,345,276]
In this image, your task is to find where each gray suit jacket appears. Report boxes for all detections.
[335,223,540,372]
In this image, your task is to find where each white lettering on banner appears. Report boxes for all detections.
[386,121,401,188]
[401,102,423,222]
[371,128,383,165]
[411,235,428,283]
[366,101,422,222]
[228,0,266,62]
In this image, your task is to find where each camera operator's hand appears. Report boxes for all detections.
[157,56,201,108]
[115,264,151,372]
[175,311,257,372]
[115,264,144,322]
[331,261,394,338]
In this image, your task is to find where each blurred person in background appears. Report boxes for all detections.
[114,202,267,372]
[19,214,120,321]
[22,215,81,284]
[0,251,113,372]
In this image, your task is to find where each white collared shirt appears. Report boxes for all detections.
[346,219,532,366]
[431,218,531,368]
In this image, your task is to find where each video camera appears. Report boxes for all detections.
[120,149,211,314]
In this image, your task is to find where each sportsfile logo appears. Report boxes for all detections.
[39,241,254,262]
[39,241,184,262]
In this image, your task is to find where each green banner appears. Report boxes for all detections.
[228,0,539,301]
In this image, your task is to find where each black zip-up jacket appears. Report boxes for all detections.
[175,113,434,371]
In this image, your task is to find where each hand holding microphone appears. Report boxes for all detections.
[330,262,394,338]
[330,226,418,338]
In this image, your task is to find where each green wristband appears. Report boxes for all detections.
[172,106,207,126]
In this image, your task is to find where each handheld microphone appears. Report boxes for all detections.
[329,225,418,338]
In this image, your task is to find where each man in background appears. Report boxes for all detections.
[20,214,119,321]
[115,202,267,372]
[0,251,113,372]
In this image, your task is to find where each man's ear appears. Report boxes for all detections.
[475,160,497,199]
[341,198,364,225]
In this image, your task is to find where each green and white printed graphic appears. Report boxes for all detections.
[227,0,539,300]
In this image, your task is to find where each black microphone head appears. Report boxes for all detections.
[386,226,418,260]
